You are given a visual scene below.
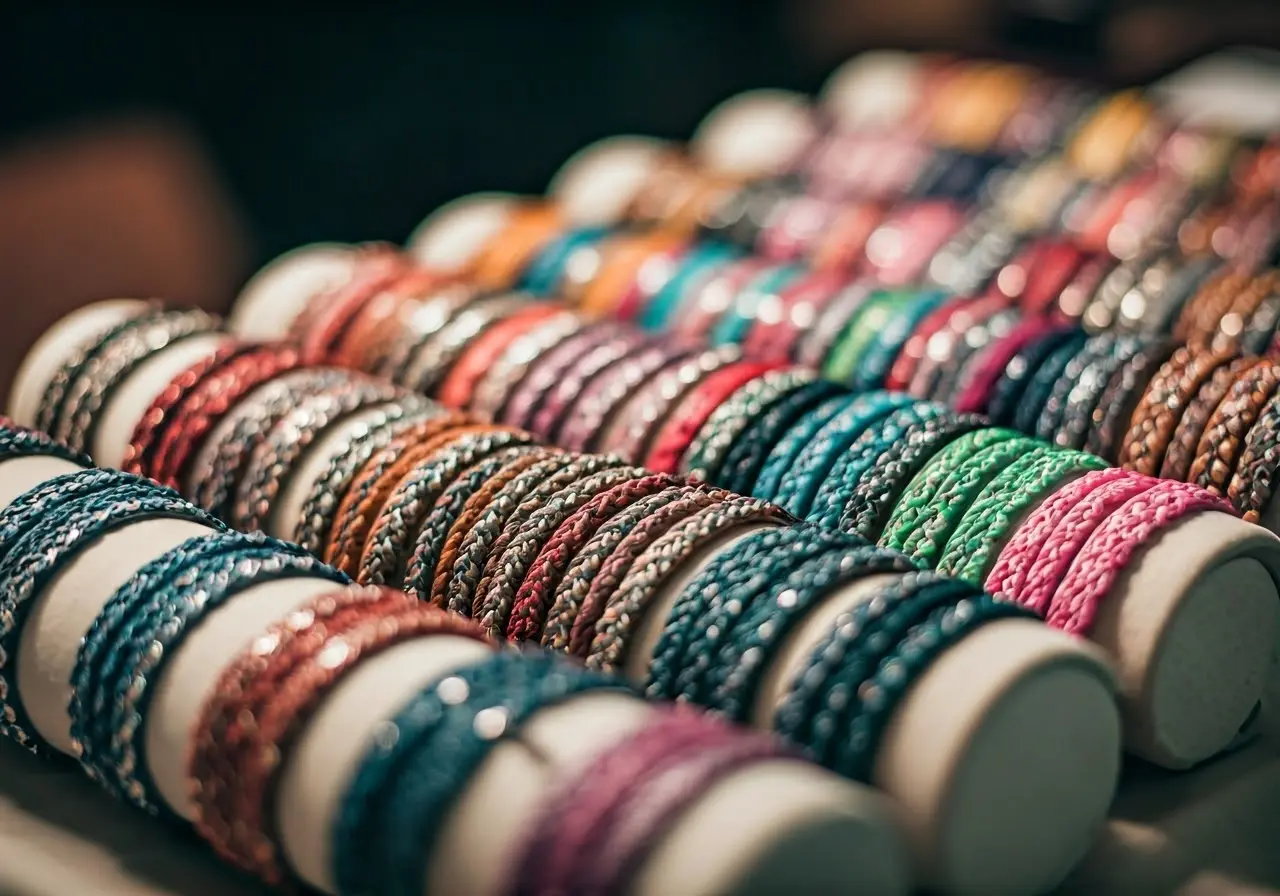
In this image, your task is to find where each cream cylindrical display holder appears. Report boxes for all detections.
[30,313,1127,896]
[226,253,1280,772]
[3,326,913,896]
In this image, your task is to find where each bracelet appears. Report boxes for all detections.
[0,478,223,753]
[1120,346,1233,476]
[742,268,850,363]
[428,454,624,613]
[751,393,856,503]
[926,307,1021,405]
[830,592,1028,780]
[1084,337,1173,463]
[599,347,742,463]
[1047,481,1235,636]
[823,291,915,385]
[586,500,790,676]
[542,486,719,654]
[296,259,413,364]
[437,304,563,410]
[1159,356,1257,482]
[679,368,817,482]
[879,427,1023,554]
[708,263,806,349]
[151,345,304,493]
[531,329,651,442]
[230,378,403,533]
[717,379,848,497]
[705,541,916,722]
[792,280,876,370]
[985,326,1079,427]
[773,571,975,767]
[373,285,480,384]
[375,445,545,589]
[659,526,876,707]
[1011,330,1088,437]
[331,269,439,372]
[498,322,623,430]
[292,399,443,556]
[205,596,486,884]
[639,243,741,332]
[121,341,247,479]
[192,368,354,519]
[899,436,1048,567]
[1228,392,1280,522]
[1189,360,1280,495]
[952,317,1068,416]
[852,291,951,392]
[0,423,92,469]
[559,344,695,454]
[469,311,585,420]
[472,466,648,638]
[989,468,1156,614]
[362,431,539,589]
[773,392,917,519]
[322,416,478,574]
[645,361,778,475]
[0,469,139,574]
[520,226,609,296]
[73,533,344,816]
[423,448,567,599]
[189,585,416,874]
[906,295,1010,402]
[36,306,159,437]
[808,401,948,530]
[884,294,972,394]
[505,710,793,896]
[1053,335,1150,452]
[840,413,989,540]
[680,258,780,344]
[506,474,688,644]
[400,293,534,397]
[54,309,221,452]
[332,650,627,896]
[1032,333,1122,443]
[936,448,1107,584]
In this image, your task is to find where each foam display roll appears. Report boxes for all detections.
[4,314,912,895]
[227,246,1280,771]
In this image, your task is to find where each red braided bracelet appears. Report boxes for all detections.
[645,362,779,474]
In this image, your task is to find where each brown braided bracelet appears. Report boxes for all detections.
[1160,355,1259,482]
[1189,359,1280,495]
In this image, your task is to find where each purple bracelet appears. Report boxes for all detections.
[532,329,652,443]
[504,709,794,896]
[500,321,623,430]
[558,343,695,453]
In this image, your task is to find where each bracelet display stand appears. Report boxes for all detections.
[14,300,1136,895]
[0,443,910,896]
[227,249,1280,772]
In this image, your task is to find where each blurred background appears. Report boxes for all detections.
[1,1,1279,394]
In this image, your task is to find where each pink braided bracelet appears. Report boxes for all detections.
[1007,470,1161,616]
[1046,480,1236,636]
[986,468,1133,603]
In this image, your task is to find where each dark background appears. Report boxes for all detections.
[0,2,1278,395]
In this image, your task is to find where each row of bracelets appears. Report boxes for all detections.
[34,300,1249,755]
[0,421,886,896]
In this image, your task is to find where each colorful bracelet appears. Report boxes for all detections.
[1047,481,1234,636]
[361,431,538,589]
[498,322,623,431]
[506,474,688,644]
[936,448,1107,584]
[989,468,1156,614]
[751,393,857,503]
[541,486,717,654]
[332,650,627,896]
[1159,356,1257,482]
[471,466,648,638]
[505,710,793,896]
[0,479,222,752]
[1189,360,1280,496]
[562,489,729,659]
